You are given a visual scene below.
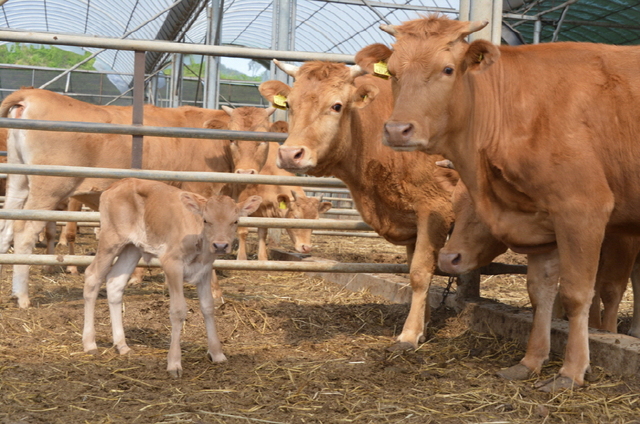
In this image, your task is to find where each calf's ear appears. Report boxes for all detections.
[318,201,332,214]
[355,44,393,74]
[276,194,291,210]
[259,81,292,104]
[239,195,262,216]
[269,120,289,133]
[463,40,500,73]
[352,84,379,109]
[180,192,208,216]
[204,117,229,129]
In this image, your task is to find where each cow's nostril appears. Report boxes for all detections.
[451,253,461,265]
[402,124,414,137]
[294,149,303,160]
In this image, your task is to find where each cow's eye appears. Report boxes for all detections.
[443,67,454,75]
[331,103,342,113]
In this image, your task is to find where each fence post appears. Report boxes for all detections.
[131,50,145,169]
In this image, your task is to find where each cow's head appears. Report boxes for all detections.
[207,106,275,175]
[181,192,262,255]
[259,60,379,175]
[278,190,332,254]
[355,15,500,155]
[435,163,507,274]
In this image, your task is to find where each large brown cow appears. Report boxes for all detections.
[82,178,261,377]
[261,60,454,349]
[0,88,274,308]
[355,15,640,390]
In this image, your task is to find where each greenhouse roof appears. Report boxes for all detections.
[1,0,639,79]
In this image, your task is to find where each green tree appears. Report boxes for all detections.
[0,44,96,70]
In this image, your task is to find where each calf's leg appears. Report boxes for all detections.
[163,260,188,378]
[196,269,227,363]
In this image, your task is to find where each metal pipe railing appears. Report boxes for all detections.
[0,30,355,64]
[0,209,373,231]
[0,254,408,273]
[0,163,346,188]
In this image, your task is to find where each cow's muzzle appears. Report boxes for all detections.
[383,121,417,150]
[277,146,314,172]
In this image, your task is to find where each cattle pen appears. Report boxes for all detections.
[1,12,640,424]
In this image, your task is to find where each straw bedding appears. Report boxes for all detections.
[1,229,639,423]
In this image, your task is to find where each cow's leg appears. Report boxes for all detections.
[196,268,227,364]
[83,240,123,354]
[163,260,187,378]
[0,173,29,253]
[106,245,142,355]
[257,227,269,261]
[394,214,443,349]
[236,226,249,260]
[59,198,84,275]
[211,271,223,304]
[42,221,58,274]
[11,175,80,307]
[536,211,608,392]
[497,250,559,381]
[629,261,640,338]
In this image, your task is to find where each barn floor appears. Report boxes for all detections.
[1,230,639,423]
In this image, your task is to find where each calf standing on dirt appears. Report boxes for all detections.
[82,178,261,377]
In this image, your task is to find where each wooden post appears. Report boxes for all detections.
[131,50,145,169]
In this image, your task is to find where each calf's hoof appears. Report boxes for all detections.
[208,351,228,363]
[535,375,581,392]
[496,363,534,381]
[386,341,417,352]
[168,367,183,379]
[116,345,131,355]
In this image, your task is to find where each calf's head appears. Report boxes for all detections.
[355,16,499,155]
[436,167,507,274]
[278,190,332,254]
[206,106,275,175]
[259,60,379,175]
[181,192,262,255]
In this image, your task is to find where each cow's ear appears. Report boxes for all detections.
[352,84,379,109]
[259,81,291,104]
[464,40,500,73]
[269,120,289,133]
[239,195,262,216]
[318,201,332,214]
[355,44,393,74]
[433,166,460,196]
[181,192,208,216]
[204,117,228,129]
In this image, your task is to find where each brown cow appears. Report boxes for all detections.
[236,122,332,261]
[261,60,454,349]
[355,15,640,390]
[0,88,273,308]
[82,178,261,378]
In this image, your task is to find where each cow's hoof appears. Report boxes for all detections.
[535,375,580,392]
[496,363,533,381]
[85,348,99,356]
[386,341,416,352]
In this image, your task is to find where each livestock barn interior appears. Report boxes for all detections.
[1,0,640,423]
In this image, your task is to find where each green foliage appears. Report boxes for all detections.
[0,44,96,70]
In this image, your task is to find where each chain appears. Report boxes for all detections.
[438,275,457,310]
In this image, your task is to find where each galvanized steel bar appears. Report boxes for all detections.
[0,30,355,64]
[0,209,373,230]
[0,163,346,188]
[0,117,288,143]
[131,51,146,169]
[0,254,409,273]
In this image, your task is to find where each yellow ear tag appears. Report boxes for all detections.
[477,52,484,63]
[373,61,390,79]
[279,200,287,209]
[273,94,288,110]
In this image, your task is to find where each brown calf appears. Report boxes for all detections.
[82,178,261,378]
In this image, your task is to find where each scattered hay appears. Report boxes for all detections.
[0,230,639,423]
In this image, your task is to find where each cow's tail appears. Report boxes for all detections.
[0,90,30,118]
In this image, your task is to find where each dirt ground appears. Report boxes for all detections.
[1,228,639,424]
